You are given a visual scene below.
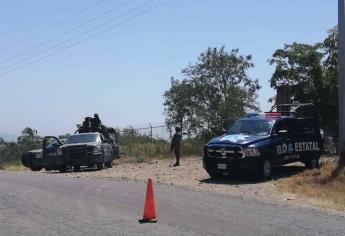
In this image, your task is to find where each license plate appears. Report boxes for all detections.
[35,153,42,159]
[217,163,227,170]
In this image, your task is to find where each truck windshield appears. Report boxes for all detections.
[66,134,99,144]
[227,119,273,136]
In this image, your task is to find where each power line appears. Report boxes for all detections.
[0,0,105,54]
[1,0,137,64]
[0,0,157,72]
[0,0,172,77]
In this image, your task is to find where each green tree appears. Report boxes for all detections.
[17,127,41,151]
[164,46,260,137]
[163,77,195,132]
[269,27,339,149]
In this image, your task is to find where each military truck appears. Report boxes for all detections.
[57,132,114,172]
[75,115,120,159]
[23,114,120,172]
[21,137,66,171]
[203,104,324,180]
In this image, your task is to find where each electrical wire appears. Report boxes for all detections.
[0,0,105,54]
[0,0,172,77]
[1,0,137,64]
[0,0,157,72]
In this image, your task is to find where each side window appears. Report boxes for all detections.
[274,120,287,134]
[98,134,103,143]
[286,119,299,136]
[300,119,316,135]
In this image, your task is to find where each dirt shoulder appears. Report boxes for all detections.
[49,157,295,204]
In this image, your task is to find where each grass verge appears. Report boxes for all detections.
[0,162,27,171]
[277,160,345,211]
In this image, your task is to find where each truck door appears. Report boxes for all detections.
[43,136,63,158]
[42,136,64,168]
[100,134,112,161]
[287,119,322,162]
[273,120,297,165]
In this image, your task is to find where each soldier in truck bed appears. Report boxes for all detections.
[91,113,102,132]
[170,127,182,166]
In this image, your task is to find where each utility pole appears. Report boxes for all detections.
[339,0,345,166]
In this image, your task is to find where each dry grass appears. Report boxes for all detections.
[278,160,345,211]
[1,163,28,171]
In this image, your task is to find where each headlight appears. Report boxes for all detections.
[244,147,260,157]
[57,148,62,156]
[93,146,102,153]
[35,153,42,159]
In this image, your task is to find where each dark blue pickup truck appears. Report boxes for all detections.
[203,112,324,180]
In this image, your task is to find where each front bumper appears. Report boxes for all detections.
[67,153,103,166]
[202,155,262,174]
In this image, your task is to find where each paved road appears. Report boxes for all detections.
[0,171,344,236]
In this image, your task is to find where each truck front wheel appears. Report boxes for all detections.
[206,169,222,180]
[30,166,42,172]
[105,161,113,168]
[96,162,104,170]
[258,159,272,180]
[59,166,67,173]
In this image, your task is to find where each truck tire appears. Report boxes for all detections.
[304,157,320,169]
[258,159,272,180]
[105,161,113,168]
[206,169,222,180]
[96,162,104,170]
[30,166,42,172]
[74,166,80,172]
[59,166,67,173]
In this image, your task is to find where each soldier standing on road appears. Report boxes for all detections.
[170,127,182,166]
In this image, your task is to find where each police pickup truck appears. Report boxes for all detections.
[203,111,324,179]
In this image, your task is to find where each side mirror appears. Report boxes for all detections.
[102,139,109,143]
[277,129,288,135]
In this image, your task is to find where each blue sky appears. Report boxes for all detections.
[0,0,338,136]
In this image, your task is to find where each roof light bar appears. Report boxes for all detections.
[264,112,281,118]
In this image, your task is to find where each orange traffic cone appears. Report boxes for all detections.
[139,178,158,223]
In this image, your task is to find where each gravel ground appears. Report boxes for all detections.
[39,157,300,204]
[27,156,340,211]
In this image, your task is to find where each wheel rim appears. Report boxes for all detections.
[263,160,271,177]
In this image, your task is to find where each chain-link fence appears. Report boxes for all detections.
[115,117,241,161]
[116,124,172,162]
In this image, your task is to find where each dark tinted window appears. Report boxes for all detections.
[286,119,317,135]
[274,120,287,134]
[227,119,273,136]
[66,134,99,144]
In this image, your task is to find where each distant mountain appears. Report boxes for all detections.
[0,132,18,142]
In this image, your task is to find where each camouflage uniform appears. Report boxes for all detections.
[170,127,182,166]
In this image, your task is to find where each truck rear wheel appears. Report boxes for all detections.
[304,157,320,169]
[74,166,80,172]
